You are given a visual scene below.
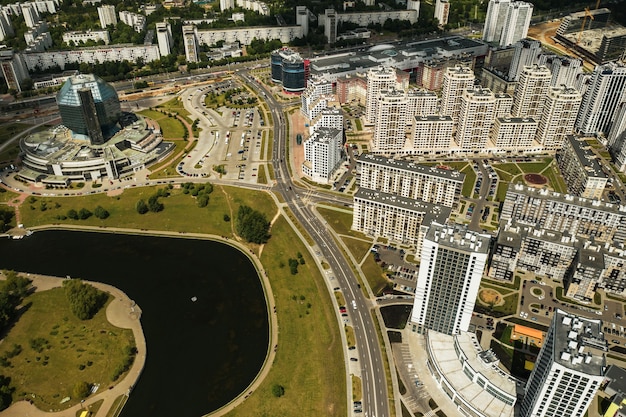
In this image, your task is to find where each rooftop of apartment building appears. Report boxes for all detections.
[552,309,606,375]
[354,188,452,223]
[357,153,465,182]
[562,135,607,179]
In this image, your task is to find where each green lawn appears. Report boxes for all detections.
[0,188,20,203]
[0,288,134,411]
[341,236,375,263]
[137,110,186,139]
[360,255,390,296]
[18,185,277,237]
[517,158,552,173]
[317,206,369,240]
[227,216,345,417]
[460,165,476,198]
[492,163,522,176]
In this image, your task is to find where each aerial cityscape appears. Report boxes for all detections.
[2,0,626,416]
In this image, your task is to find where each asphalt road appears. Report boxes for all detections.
[240,70,392,417]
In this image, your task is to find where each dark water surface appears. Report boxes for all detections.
[0,230,269,417]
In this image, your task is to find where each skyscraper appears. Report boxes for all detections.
[365,66,398,125]
[483,0,533,47]
[483,0,510,44]
[608,102,626,172]
[499,1,533,46]
[183,25,199,63]
[512,65,551,118]
[538,54,583,88]
[520,309,606,417]
[21,3,40,29]
[372,89,410,153]
[97,5,117,28]
[156,22,173,57]
[440,66,475,126]
[576,62,626,137]
[434,0,450,26]
[296,6,309,36]
[536,85,582,150]
[508,38,542,81]
[456,87,495,151]
[411,222,490,335]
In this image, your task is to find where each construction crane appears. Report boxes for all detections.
[577,0,601,45]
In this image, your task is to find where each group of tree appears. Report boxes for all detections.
[235,205,271,244]
[136,186,171,214]
[182,182,213,208]
[62,279,108,320]
[0,207,14,233]
[65,206,109,220]
[0,271,33,332]
[287,252,306,275]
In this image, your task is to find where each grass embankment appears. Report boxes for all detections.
[137,109,186,140]
[0,123,32,165]
[17,185,346,417]
[0,289,134,411]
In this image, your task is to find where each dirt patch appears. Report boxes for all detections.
[479,288,504,306]
[524,173,548,185]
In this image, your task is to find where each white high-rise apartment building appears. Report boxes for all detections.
[411,222,490,335]
[608,102,626,172]
[323,8,338,44]
[483,0,510,43]
[183,25,199,63]
[302,127,343,183]
[310,107,343,134]
[357,153,464,208]
[490,117,537,151]
[296,6,309,36]
[365,66,398,124]
[520,310,606,417]
[440,66,475,126]
[406,88,438,117]
[536,86,582,150]
[508,38,542,81]
[0,10,14,41]
[499,1,533,46]
[119,11,146,33]
[156,22,173,57]
[351,190,451,248]
[434,0,450,26]
[373,89,410,153]
[21,3,40,28]
[97,5,117,28]
[301,77,333,119]
[456,87,496,151]
[538,54,583,88]
[220,0,235,11]
[512,65,551,118]
[576,62,626,137]
[494,92,513,117]
[410,115,454,154]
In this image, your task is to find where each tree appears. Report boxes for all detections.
[94,206,109,219]
[62,279,108,320]
[78,208,92,220]
[0,207,14,233]
[148,195,164,212]
[235,205,270,244]
[271,384,285,397]
[0,375,13,411]
[67,209,78,220]
[3,271,32,299]
[72,381,90,398]
[136,199,148,214]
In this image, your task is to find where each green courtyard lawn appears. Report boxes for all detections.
[361,255,391,296]
[460,164,476,198]
[16,185,346,417]
[0,288,134,411]
[317,205,368,239]
[155,97,193,125]
[227,216,346,417]
[0,188,20,203]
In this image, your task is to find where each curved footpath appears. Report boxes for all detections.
[0,226,278,417]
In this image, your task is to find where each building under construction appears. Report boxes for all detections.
[555,7,626,64]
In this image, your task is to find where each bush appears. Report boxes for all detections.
[148,195,164,212]
[72,381,90,398]
[223,214,230,222]
[67,209,78,220]
[78,208,92,220]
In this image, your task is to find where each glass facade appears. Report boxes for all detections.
[57,74,121,139]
